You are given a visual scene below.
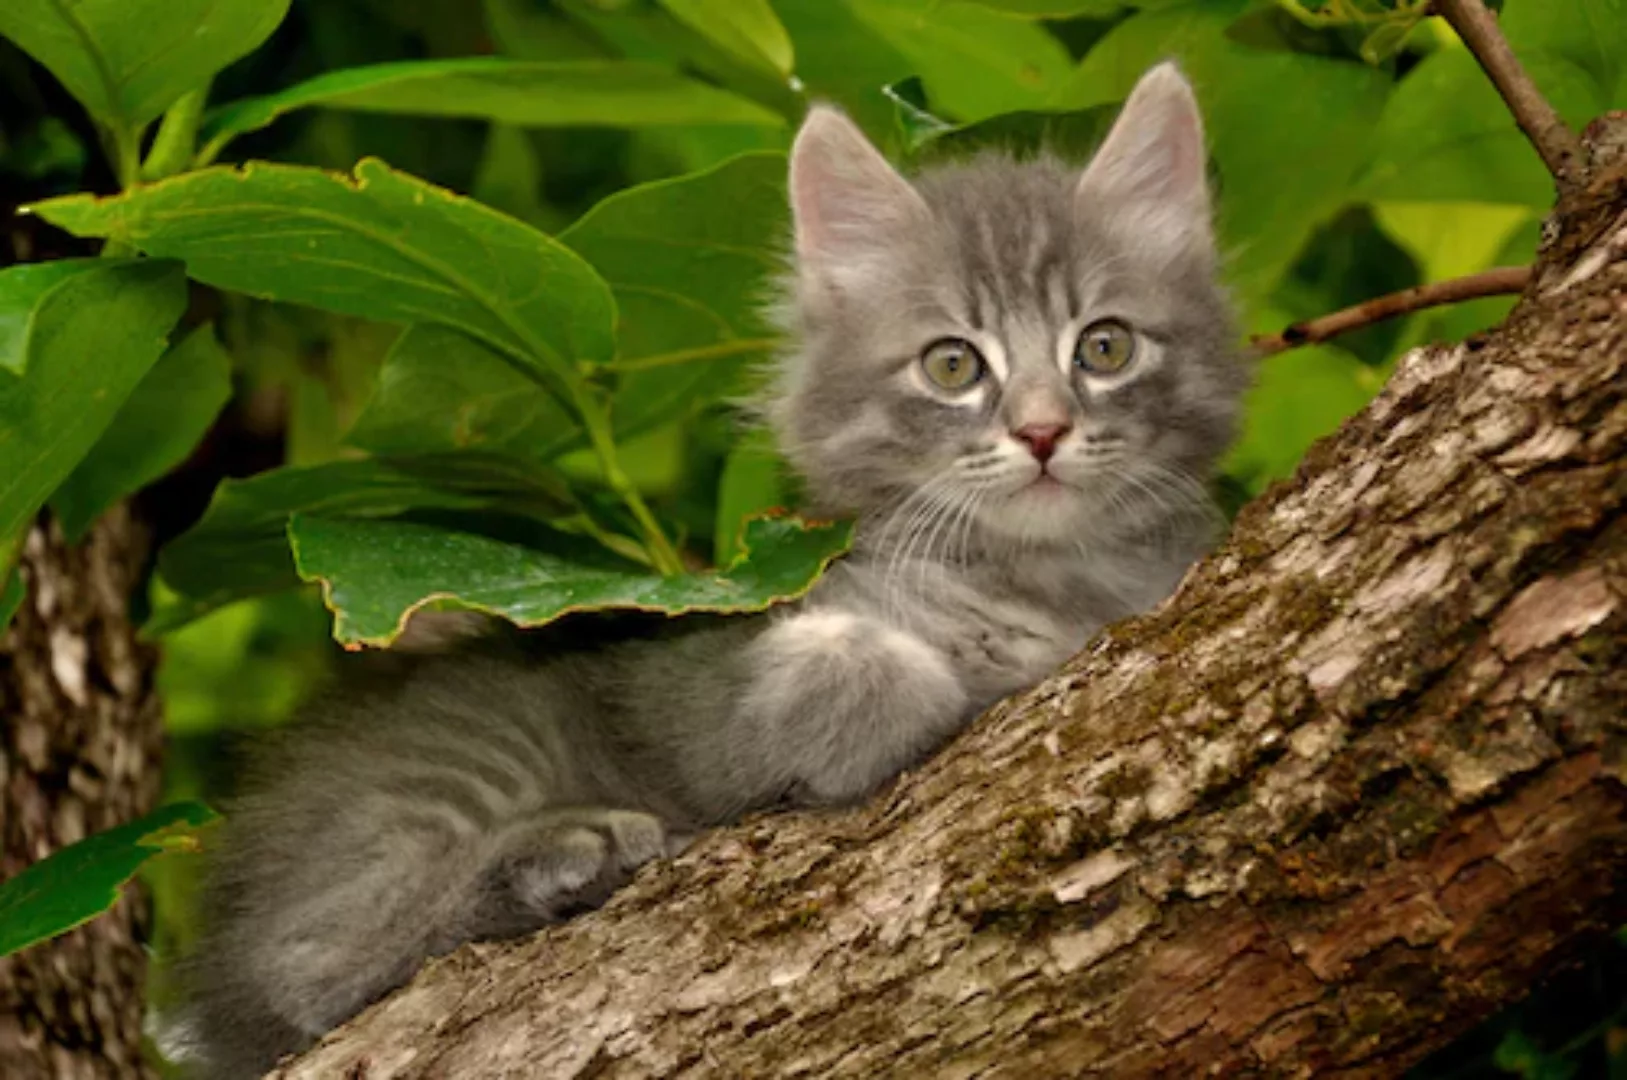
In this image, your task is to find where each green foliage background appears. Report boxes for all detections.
[0,0,1623,1074]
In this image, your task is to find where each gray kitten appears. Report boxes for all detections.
[164,62,1244,1078]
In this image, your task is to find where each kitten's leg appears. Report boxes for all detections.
[740,608,969,804]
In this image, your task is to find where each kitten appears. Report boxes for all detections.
[165,62,1245,1078]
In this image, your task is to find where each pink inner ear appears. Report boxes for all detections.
[1078,64,1210,212]
[789,106,927,262]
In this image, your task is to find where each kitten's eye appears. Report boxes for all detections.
[920,338,986,392]
[1074,319,1136,374]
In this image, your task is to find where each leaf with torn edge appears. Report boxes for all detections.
[289,513,854,647]
[150,452,578,634]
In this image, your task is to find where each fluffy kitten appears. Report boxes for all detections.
[167,62,1244,1077]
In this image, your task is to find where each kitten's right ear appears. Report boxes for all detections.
[1076,62,1214,268]
[790,105,929,268]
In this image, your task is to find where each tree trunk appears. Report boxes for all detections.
[272,131,1627,1080]
[0,506,163,1080]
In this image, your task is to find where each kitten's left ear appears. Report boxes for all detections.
[1076,62,1214,267]
[789,105,930,275]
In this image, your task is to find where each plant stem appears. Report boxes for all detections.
[141,87,209,181]
[572,390,685,576]
[1250,266,1531,356]
[1433,0,1585,187]
[108,123,142,189]
[602,337,779,373]
[97,123,145,257]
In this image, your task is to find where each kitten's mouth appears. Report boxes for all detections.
[1024,471,1071,493]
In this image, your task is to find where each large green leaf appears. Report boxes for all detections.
[0,260,187,544]
[849,0,1073,121]
[290,512,854,647]
[561,151,788,438]
[0,0,288,133]
[0,259,108,376]
[200,58,784,161]
[655,0,795,77]
[1052,1,1392,305]
[773,0,915,137]
[1359,0,1627,205]
[151,453,576,632]
[346,324,584,461]
[51,323,233,544]
[31,159,618,397]
[0,801,217,959]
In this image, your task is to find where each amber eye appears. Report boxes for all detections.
[1074,318,1136,374]
[920,338,986,392]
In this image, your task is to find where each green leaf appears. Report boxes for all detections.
[0,801,217,959]
[51,323,233,544]
[1360,2,1626,205]
[290,512,854,647]
[0,259,108,377]
[714,430,788,565]
[346,324,583,461]
[850,0,1073,121]
[560,151,788,437]
[913,103,1120,163]
[1373,201,1537,283]
[471,124,549,229]
[1053,0,1392,305]
[884,77,959,152]
[0,0,288,132]
[0,259,187,545]
[654,0,795,77]
[152,453,576,632]
[772,0,915,137]
[201,58,784,160]
[1223,338,1383,493]
[31,158,617,398]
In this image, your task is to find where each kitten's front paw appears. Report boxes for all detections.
[489,808,673,926]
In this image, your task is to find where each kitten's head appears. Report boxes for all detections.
[766,63,1246,551]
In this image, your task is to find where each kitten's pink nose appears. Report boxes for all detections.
[1014,422,1070,463]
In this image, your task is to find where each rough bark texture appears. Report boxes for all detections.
[273,138,1627,1080]
[0,507,163,1080]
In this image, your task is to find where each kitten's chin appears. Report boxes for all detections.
[978,481,1091,545]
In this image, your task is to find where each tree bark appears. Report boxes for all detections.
[273,134,1627,1080]
[0,506,163,1080]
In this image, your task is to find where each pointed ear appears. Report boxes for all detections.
[1076,62,1214,266]
[790,105,929,268]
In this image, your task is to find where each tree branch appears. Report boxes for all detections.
[1434,0,1586,186]
[1250,265,1531,356]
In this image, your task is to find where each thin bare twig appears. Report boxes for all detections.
[1250,265,1532,356]
[1433,0,1585,186]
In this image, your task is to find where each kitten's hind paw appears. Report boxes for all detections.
[477,808,675,933]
